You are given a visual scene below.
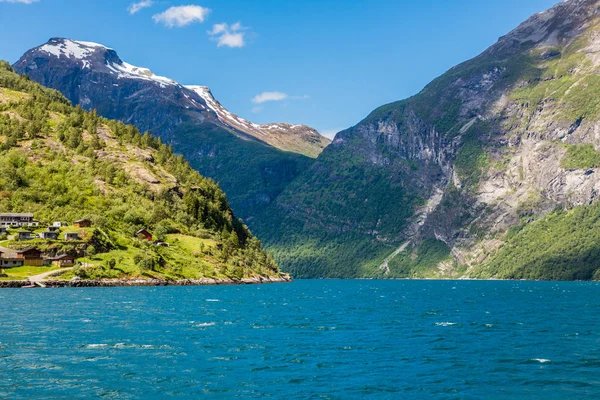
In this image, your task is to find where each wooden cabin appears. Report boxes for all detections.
[73,219,92,228]
[0,248,24,268]
[0,213,37,227]
[16,247,43,266]
[0,258,24,267]
[135,228,153,241]
[47,254,75,267]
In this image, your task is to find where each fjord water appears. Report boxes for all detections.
[1,281,599,399]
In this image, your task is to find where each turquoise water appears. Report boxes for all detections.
[1,280,599,399]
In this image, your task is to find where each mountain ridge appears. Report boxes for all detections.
[13,38,324,221]
[185,85,329,158]
[252,0,600,280]
[15,38,330,158]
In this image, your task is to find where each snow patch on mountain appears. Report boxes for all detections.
[186,85,267,135]
[38,39,176,87]
[184,85,325,145]
[39,39,101,61]
[106,61,176,87]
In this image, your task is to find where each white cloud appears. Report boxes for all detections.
[208,22,247,48]
[128,0,154,14]
[218,32,245,48]
[252,92,310,104]
[153,5,211,28]
[251,106,264,113]
[252,92,289,104]
[209,23,227,35]
[0,0,39,3]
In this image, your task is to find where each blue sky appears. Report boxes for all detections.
[0,0,559,138]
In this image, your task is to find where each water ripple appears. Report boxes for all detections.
[0,280,599,399]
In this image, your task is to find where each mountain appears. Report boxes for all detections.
[252,0,600,280]
[12,38,329,220]
[185,85,329,158]
[0,60,284,282]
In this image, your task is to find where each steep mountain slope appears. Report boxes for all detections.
[13,38,329,220]
[0,60,283,281]
[254,0,600,279]
[186,85,329,158]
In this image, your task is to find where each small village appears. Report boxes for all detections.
[0,213,91,269]
[0,213,157,270]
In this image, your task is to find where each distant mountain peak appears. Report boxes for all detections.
[185,85,330,157]
[39,38,109,59]
[488,0,600,56]
[14,37,330,158]
[32,38,178,87]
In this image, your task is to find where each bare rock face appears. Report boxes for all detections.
[253,0,600,278]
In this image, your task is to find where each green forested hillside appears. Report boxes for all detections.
[473,203,600,281]
[173,123,313,222]
[0,61,281,281]
[253,141,420,278]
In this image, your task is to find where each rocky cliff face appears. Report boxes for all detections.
[254,0,600,279]
[13,38,327,220]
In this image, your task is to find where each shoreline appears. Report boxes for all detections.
[0,276,293,288]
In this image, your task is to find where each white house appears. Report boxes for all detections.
[0,213,39,227]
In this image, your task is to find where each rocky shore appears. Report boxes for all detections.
[0,275,292,288]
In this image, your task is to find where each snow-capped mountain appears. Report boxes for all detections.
[13,38,322,221]
[14,38,329,158]
[186,85,329,158]
[36,39,178,87]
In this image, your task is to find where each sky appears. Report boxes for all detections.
[0,0,560,138]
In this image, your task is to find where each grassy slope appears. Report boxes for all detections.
[274,135,330,159]
[0,61,281,281]
[0,265,60,281]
